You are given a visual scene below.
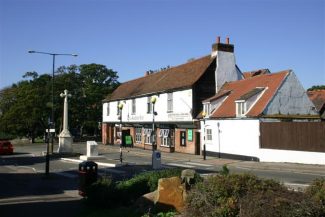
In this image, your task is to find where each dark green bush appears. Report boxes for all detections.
[240,188,323,217]
[86,168,185,207]
[185,173,284,217]
[305,178,325,206]
[86,176,116,207]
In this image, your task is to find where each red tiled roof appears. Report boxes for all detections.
[105,55,215,101]
[307,90,325,112]
[210,70,290,118]
[242,69,270,79]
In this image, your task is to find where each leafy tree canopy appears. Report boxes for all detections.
[308,85,325,91]
[0,63,120,142]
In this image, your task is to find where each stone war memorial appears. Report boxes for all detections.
[58,89,73,153]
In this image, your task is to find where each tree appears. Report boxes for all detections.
[0,63,120,142]
[308,85,325,91]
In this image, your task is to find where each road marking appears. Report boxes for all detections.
[60,158,120,167]
[0,153,35,158]
[235,166,325,177]
[185,162,213,167]
[165,163,195,168]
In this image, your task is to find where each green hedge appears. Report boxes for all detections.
[185,173,325,217]
[86,168,187,207]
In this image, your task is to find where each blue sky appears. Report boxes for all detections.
[0,0,324,90]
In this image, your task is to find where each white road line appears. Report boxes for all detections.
[185,162,213,167]
[166,163,195,168]
[235,166,325,177]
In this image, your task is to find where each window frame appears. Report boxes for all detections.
[117,101,120,115]
[106,103,110,116]
[135,127,142,144]
[144,128,152,144]
[235,100,246,117]
[167,93,173,113]
[147,97,152,114]
[206,128,212,141]
[180,130,186,146]
[132,99,136,114]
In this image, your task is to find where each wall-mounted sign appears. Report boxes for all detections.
[167,113,192,121]
[188,129,193,141]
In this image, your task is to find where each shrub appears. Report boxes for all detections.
[86,176,116,207]
[305,178,325,205]
[185,173,284,217]
[240,188,323,217]
[86,168,185,207]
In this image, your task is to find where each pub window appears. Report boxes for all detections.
[167,93,173,112]
[180,131,186,146]
[106,103,110,116]
[132,99,136,114]
[135,127,142,144]
[159,129,172,147]
[117,101,120,115]
[147,97,152,114]
[144,128,152,144]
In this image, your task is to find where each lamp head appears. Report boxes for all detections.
[28,50,35,53]
[118,102,124,109]
[72,54,78,57]
[202,111,206,118]
[151,96,157,104]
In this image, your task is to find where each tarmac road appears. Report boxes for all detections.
[1,141,325,217]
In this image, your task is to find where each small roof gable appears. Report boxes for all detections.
[203,90,231,103]
[237,87,265,101]
[105,55,215,101]
[242,69,270,79]
[209,70,290,118]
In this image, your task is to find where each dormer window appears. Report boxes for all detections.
[203,103,211,117]
[236,87,266,117]
[236,100,246,117]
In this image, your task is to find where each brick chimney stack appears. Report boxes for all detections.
[211,36,234,56]
[211,36,242,92]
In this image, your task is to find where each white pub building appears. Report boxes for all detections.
[102,37,242,154]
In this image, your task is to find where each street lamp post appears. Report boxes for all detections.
[28,51,77,175]
[151,96,157,152]
[118,102,124,163]
[202,112,206,160]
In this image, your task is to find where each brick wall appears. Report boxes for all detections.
[174,128,197,154]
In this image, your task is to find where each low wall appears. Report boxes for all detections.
[259,148,325,165]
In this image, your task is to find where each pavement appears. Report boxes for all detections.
[66,142,325,177]
[1,141,325,217]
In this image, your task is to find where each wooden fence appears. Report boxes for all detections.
[260,122,325,152]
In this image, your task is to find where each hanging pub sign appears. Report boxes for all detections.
[188,129,193,141]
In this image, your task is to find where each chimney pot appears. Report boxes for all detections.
[217,36,221,44]
[226,37,230,44]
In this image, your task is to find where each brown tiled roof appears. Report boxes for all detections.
[203,90,231,103]
[307,90,325,112]
[242,69,270,79]
[307,90,325,118]
[105,55,215,101]
[210,70,290,118]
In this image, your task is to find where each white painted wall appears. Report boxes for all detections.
[201,119,260,157]
[259,149,325,165]
[201,119,325,165]
[102,89,193,123]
